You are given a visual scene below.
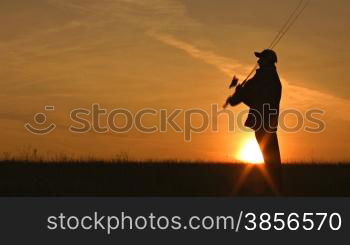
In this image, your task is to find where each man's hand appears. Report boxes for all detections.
[224,83,245,108]
[236,83,243,93]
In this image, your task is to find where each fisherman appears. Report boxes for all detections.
[225,49,282,190]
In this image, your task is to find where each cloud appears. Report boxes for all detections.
[48,0,199,31]
[285,82,350,122]
[150,33,350,122]
[0,0,198,65]
[3,0,349,119]
[150,33,247,76]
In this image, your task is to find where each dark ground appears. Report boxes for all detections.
[0,161,349,196]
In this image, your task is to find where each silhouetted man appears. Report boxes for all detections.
[226,49,282,191]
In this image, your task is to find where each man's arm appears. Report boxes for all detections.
[226,84,244,107]
[222,73,258,109]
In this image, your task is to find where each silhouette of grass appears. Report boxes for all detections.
[0,158,349,196]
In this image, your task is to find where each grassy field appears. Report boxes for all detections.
[0,161,349,196]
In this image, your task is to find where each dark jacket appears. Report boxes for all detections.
[229,65,282,132]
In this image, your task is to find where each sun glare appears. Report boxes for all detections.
[236,138,264,164]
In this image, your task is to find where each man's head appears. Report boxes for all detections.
[255,49,278,67]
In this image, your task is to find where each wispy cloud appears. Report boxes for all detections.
[150,33,350,122]
[150,33,247,76]
[48,0,199,32]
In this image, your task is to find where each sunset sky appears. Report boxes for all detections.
[0,0,349,162]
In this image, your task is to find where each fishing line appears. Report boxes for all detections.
[269,0,305,49]
[241,0,311,83]
[270,0,311,49]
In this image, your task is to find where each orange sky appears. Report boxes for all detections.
[0,0,349,162]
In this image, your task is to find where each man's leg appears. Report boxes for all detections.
[265,132,281,165]
[255,130,282,194]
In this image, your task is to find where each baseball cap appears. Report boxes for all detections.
[254,49,278,63]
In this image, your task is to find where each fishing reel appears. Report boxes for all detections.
[229,75,239,88]
[223,75,239,109]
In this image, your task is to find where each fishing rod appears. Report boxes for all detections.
[227,0,311,91]
[271,1,311,49]
[269,0,307,49]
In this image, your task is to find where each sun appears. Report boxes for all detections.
[236,138,264,164]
